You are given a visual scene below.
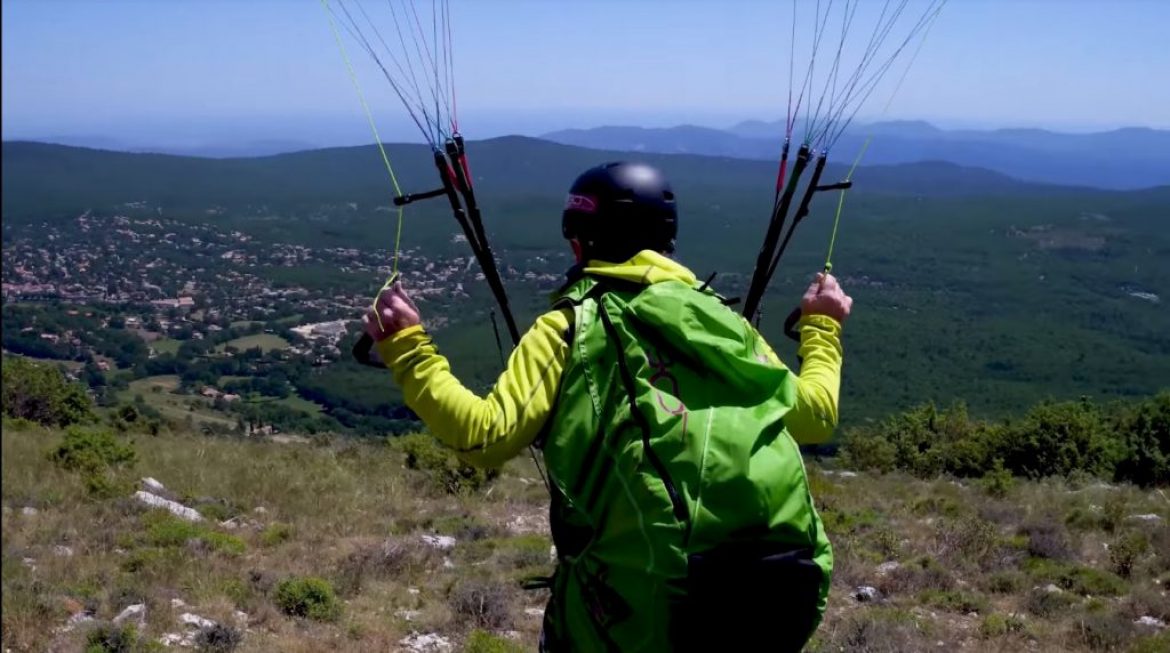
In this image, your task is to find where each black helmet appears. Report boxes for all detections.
[562,161,677,262]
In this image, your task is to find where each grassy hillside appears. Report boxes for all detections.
[3,422,1168,652]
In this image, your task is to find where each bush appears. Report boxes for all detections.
[1026,559,1127,597]
[334,537,426,596]
[1113,392,1170,487]
[1077,611,1133,651]
[193,623,243,653]
[1020,514,1074,561]
[260,522,294,547]
[397,433,498,495]
[828,607,932,652]
[448,579,516,630]
[998,399,1121,480]
[979,613,1026,639]
[142,512,245,555]
[273,576,341,621]
[985,570,1026,594]
[84,624,141,653]
[49,425,136,472]
[979,459,1015,498]
[1109,531,1150,579]
[48,425,137,497]
[2,356,94,427]
[836,394,1168,483]
[1022,587,1077,618]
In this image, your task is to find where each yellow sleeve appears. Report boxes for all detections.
[753,314,844,445]
[375,308,573,468]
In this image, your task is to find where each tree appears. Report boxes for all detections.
[1,356,94,427]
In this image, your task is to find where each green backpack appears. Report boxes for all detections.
[537,274,833,652]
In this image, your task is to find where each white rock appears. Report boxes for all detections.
[134,491,203,522]
[1043,584,1064,594]
[876,561,901,576]
[1135,616,1166,630]
[420,534,456,551]
[142,477,167,494]
[53,545,74,557]
[1127,514,1163,523]
[838,471,858,478]
[253,506,268,515]
[21,557,36,570]
[442,557,455,569]
[408,587,421,595]
[170,598,188,609]
[233,610,248,625]
[503,631,522,640]
[853,586,880,602]
[21,506,38,516]
[159,632,194,647]
[179,612,215,630]
[395,609,422,622]
[114,603,147,626]
[525,607,545,617]
[58,611,95,633]
[399,633,453,652]
[507,513,549,535]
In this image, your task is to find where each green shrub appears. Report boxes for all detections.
[84,623,140,653]
[1109,531,1150,579]
[462,630,526,653]
[2,356,94,427]
[838,427,897,473]
[142,512,245,555]
[1022,587,1077,617]
[985,570,1026,594]
[49,426,136,472]
[1113,392,1170,487]
[836,394,1167,483]
[1026,559,1127,596]
[998,399,1121,480]
[273,576,341,621]
[397,433,498,495]
[979,613,1026,638]
[260,522,294,547]
[980,459,1015,498]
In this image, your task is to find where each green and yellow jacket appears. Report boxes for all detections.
[378,250,843,651]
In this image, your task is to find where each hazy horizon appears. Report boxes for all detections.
[4,0,1169,150]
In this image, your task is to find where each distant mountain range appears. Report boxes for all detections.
[2,137,1104,223]
[541,121,1170,190]
[20,135,320,159]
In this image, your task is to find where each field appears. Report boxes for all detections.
[3,423,1167,653]
[150,338,182,355]
[123,376,236,429]
[217,334,289,354]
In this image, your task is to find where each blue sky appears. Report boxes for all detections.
[3,0,1168,147]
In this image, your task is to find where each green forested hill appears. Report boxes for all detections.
[3,138,1168,423]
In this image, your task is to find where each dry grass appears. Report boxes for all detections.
[3,425,1167,652]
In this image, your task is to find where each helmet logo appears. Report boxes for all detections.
[565,194,598,213]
